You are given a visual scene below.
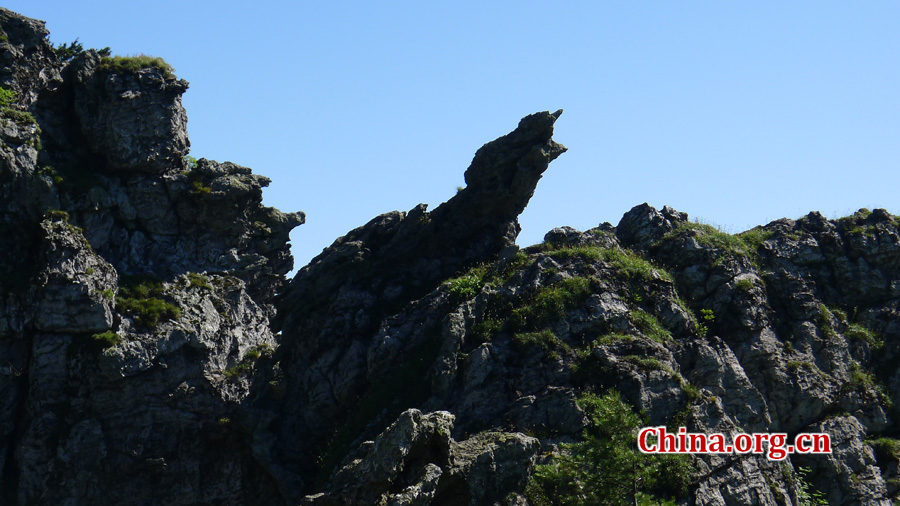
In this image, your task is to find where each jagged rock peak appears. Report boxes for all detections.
[269,110,566,495]
[457,109,566,218]
[616,202,689,249]
[281,109,566,319]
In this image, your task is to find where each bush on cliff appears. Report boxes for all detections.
[528,389,693,506]
[99,54,175,79]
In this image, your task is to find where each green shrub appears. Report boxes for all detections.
[736,227,774,262]
[223,361,253,378]
[544,244,672,283]
[794,466,828,505]
[53,39,112,62]
[183,154,199,169]
[680,222,746,254]
[116,277,180,328]
[846,323,882,348]
[98,54,175,79]
[510,277,591,332]
[0,87,15,108]
[845,362,891,406]
[91,331,122,348]
[471,317,503,343]
[816,304,837,339]
[1,108,37,127]
[735,278,754,292]
[624,355,668,372]
[47,209,70,221]
[38,166,64,185]
[448,271,484,303]
[595,333,635,345]
[866,438,900,464]
[187,273,211,290]
[529,390,693,505]
[191,180,212,195]
[117,297,180,327]
[513,329,570,359]
[696,323,708,338]
[54,38,83,61]
[631,310,671,343]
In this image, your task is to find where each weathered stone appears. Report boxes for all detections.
[34,214,116,333]
[71,50,189,174]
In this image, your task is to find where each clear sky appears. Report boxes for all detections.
[8,1,899,272]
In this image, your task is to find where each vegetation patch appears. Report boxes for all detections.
[662,221,773,267]
[186,273,212,290]
[445,251,534,303]
[53,38,110,62]
[662,222,744,255]
[513,329,570,360]
[527,390,694,506]
[38,166,64,185]
[624,355,668,373]
[116,276,180,328]
[866,437,900,465]
[191,180,212,195]
[183,155,199,169]
[510,276,592,332]
[99,54,175,79]
[1,108,37,127]
[543,244,672,283]
[793,466,828,506]
[694,308,715,338]
[846,322,883,348]
[0,87,15,108]
[630,310,671,343]
[736,227,774,253]
[0,86,42,148]
[734,278,755,292]
[816,304,838,340]
[471,316,503,343]
[844,362,892,407]
[595,333,635,345]
[447,270,485,304]
[90,331,122,348]
[46,209,70,221]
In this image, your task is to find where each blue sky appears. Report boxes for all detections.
[9,2,899,270]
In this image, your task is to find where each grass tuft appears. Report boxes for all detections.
[99,54,175,79]
[116,276,180,328]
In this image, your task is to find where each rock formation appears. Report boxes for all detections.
[1,7,899,506]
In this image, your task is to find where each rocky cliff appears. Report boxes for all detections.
[1,8,898,506]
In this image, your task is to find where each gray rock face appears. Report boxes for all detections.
[292,203,898,505]
[34,213,116,333]
[1,7,899,506]
[306,409,538,506]
[72,50,190,173]
[0,8,299,506]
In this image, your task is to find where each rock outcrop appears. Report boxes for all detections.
[0,8,300,505]
[1,7,899,506]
